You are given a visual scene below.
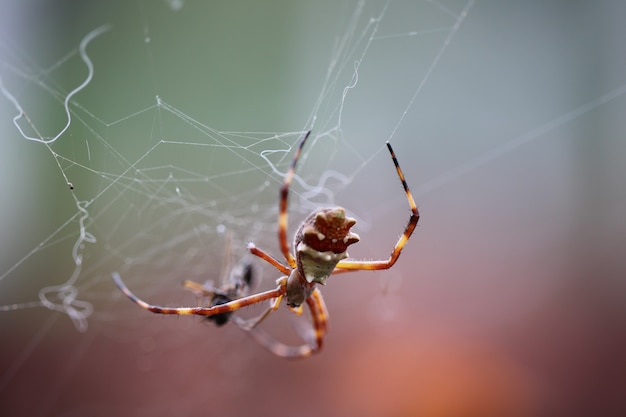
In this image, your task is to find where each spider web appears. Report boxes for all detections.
[2,1,626,416]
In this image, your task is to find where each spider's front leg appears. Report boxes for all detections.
[231,276,288,331]
[112,272,285,317]
[335,141,419,271]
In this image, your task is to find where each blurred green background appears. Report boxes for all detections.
[1,1,625,416]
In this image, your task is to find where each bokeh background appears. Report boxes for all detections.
[1,1,625,416]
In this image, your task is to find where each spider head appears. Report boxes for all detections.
[294,207,360,285]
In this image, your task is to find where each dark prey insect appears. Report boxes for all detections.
[180,233,255,327]
[179,234,321,356]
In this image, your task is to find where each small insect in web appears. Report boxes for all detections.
[180,233,256,327]
[181,247,329,357]
[113,130,419,358]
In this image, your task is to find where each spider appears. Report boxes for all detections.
[113,130,419,358]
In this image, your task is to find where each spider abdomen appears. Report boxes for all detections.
[296,243,347,284]
[294,207,360,285]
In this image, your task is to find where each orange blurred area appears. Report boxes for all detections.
[335,331,535,417]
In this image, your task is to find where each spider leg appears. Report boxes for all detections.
[182,279,236,326]
[231,277,287,331]
[278,130,311,269]
[237,287,328,358]
[112,272,284,317]
[335,141,419,271]
[307,287,328,346]
[247,243,291,275]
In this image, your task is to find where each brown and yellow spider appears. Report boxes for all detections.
[113,130,419,358]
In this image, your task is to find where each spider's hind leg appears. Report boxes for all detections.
[235,287,328,359]
[231,277,287,331]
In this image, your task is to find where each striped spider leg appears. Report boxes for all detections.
[113,270,286,324]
